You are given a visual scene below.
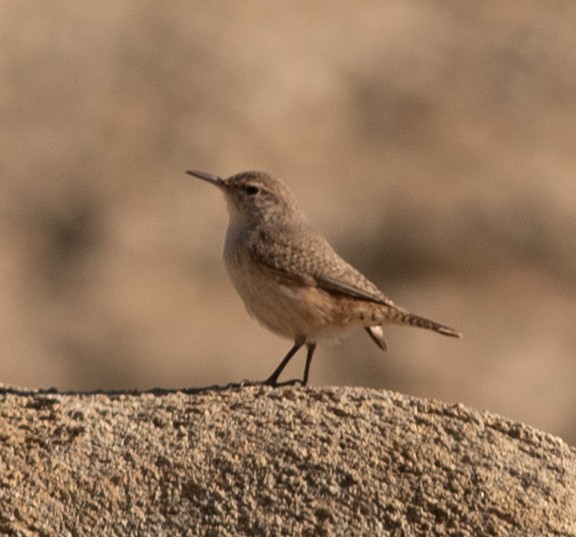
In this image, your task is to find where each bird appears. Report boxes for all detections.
[187,170,462,386]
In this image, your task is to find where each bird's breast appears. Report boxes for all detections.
[222,225,381,341]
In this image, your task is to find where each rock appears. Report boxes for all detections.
[0,385,574,536]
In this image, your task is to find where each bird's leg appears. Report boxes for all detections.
[301,343,316,387]
[264,336,305,386]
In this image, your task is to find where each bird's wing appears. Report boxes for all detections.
[249,226,397,308]
[315,273,393,305]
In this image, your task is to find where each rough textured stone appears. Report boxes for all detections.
[0,384,574,536]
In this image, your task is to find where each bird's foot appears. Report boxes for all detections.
[262,377,304,388]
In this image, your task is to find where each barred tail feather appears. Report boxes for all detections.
[399,312,463,338]
[365,326,388,352]
[365,312,461,352]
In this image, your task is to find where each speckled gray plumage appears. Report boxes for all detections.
[187,169,461,384]
[247,219,395,305]
[216,171,396,305]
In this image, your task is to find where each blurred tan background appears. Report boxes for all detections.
[1,1,575,443]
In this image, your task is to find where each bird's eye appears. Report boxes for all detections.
[245,185,260,196]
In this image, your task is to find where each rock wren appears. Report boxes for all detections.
[187,170,462,386]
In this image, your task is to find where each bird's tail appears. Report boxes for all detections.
[394,310,463,338]
[364,306,462,352]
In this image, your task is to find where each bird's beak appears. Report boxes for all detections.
[186,170,226,187]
